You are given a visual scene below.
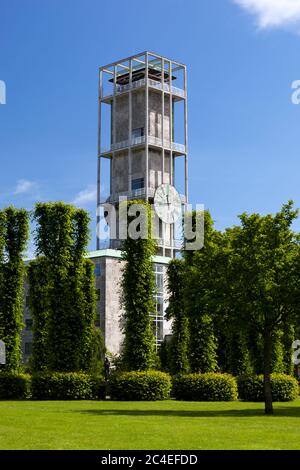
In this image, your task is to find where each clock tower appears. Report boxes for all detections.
[97,52,188,258]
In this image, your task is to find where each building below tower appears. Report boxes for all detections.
[21,249,172,364]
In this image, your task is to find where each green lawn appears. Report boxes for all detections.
[0,399,300,450]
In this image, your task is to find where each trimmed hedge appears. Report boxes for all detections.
[0,372,31,399]
[31,372,105,400]
[108,371,171,401]
[89,376,106,400]
[172,373,238,401]
[237,373,299,402]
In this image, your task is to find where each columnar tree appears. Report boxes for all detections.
[121,200,157,371]
[166,259,189,374]
[213,228,255,376]
[29,202,98,372]
[167,212,251,376]
[216,315,252,376]
[0,207,29,371]
[183,211,218,373]
[227,202,300,414]
[27,257,50,371]
[77,257,98,370]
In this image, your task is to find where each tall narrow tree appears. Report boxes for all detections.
[27,257,50,371]
[166,259,189,374]
[0,207,29,371]
[184,211,218,373]
[121,200,157,371]
[30,202,98,372]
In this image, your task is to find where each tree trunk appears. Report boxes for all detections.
[264,329,273,415]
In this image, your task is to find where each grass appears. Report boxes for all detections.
[0,399,300,450]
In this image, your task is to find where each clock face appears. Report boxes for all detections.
[154,184,182,224]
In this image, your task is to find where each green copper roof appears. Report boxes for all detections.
[24,249,172,265]
[87,249,123,259]
[86,249,171,264]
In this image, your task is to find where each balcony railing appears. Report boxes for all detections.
[171,142,186,153]
[101,189,186,205]
[101,137,185,154]
[101,187,155,204]
[148,79,185,98]
[102,78,185,99]
[116,78,146,94]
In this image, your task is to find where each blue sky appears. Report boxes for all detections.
[1,0,300,252]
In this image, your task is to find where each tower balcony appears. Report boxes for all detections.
[100,189,186,204]
[101,136,186,156]
[101,187,155,204]
[101,77,185,102]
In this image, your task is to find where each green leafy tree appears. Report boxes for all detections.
[184,211,218,373]
[90,327,106,375]
[227,202,300,414]
[27,257,50,371]
[166,259,190,374]
[30,202,99,372]
[0,207,29,371]
[78,258,98,371]
[216,322,252,376]
[121,200,157,371]
[170,212,250,376]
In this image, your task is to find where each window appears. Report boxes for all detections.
[132,127,144,139]
[94,263,101,277]
[25,319,33,331]
[25,342,32,355]
[154,264,164,295]
[25,296,30,307]
[131,178,144,191]
[152,320,164,344]
[154,264,163,273]
[156,273,163,290]
[96,289,101,301]
[151,264,165,349]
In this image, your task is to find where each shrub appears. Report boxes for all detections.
[90,375,107,400]
[172,373,238,401]
[237,373,299,402]
[0,372,31,399]
[31,372,105,400]
[108,371,171,401]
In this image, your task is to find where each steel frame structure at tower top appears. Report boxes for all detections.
[96,51,188,254]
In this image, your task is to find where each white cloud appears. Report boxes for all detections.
[14,179,37,195]
[233,0,300,30]
[72,185,97,206]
